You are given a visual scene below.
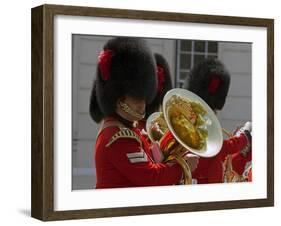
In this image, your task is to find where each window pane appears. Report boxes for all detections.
[208,41,218,53]
[181,40,191,51]
[180,71,187,80]
[207,55,217,60]
[194,41,205,52]
[194,54,205,65]
[180,53,191,69]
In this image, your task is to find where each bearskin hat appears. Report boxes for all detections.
[89,37,157,123]
[184,58,231,110]
[145,53,173,118]
[89,80,104,123]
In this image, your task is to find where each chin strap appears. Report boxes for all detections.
[117,101,145,121]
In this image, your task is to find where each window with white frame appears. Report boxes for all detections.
[175,40,218,88]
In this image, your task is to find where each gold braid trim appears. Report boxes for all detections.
[105,128,142,147]
[119,101,145,121]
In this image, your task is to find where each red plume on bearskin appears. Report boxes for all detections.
[208,75,221,95]
[98,50,113,81]
[184,58,230,110]
[156,66,165,93]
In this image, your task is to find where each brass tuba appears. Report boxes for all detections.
[146,88,223,184]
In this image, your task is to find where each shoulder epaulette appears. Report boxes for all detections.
[105,128,141,147]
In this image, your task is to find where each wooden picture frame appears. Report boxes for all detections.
[31,4,274,221]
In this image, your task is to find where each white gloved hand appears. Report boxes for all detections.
[183,153,199,172]
[235,121,252,135]
[243,121,252,133]
[235,121,252,143]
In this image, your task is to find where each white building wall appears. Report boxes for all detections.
[217,42,252,135]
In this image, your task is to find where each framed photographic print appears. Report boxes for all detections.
[31,4,274,221]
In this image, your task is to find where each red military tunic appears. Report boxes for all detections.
[94,118,183,189]
[231,147,252,181]
[192,133,250,183]
[137,119,146,131]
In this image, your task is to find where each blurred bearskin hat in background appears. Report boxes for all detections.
[145,53,173,118]
[89,37,157,123]
[184,58,231,110]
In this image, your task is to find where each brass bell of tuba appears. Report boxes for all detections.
[146,88,223,185]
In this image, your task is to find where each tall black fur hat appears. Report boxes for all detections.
[184,58,231,110]
[145,53,173,118]
[89,37,157,123]
[89,80,104,123]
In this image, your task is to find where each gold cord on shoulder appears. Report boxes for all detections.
[106,128,141,147]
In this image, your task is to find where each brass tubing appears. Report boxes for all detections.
[174,155,192,185]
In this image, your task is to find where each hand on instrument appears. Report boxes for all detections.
[234,121,252,156]
[150,123,164,141]
[150,142,164,163]
[235,121,252,143]
[183,153,199,172]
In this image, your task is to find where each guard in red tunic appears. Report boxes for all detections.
[89,38,184,189]
[183,58,252,183]
[225,125,252,182]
